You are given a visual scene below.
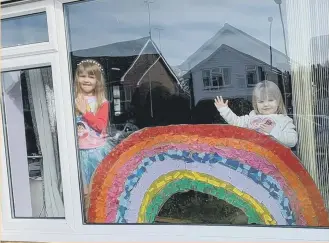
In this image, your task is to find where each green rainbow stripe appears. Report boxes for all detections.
[142,172,267,224]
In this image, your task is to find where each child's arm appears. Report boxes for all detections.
[214,96,250,127]
[269,117,298,148]
[217,106,250,127]
[83,102,109,133]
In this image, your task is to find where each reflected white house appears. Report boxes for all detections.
[175,23,291,107]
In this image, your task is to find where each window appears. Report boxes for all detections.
[202,70,211,87]
[1,12,48,48]
[1,66,64,218]
[62,0,329,230]
[124,86,132,102]
[113,85,121,116]
[246,65,265,86]
[112,85,133,116]
[202,67,231,90]
[1,0,329,242]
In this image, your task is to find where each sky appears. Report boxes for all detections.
[64,0,329,67]
[1,12,48,48]
[2,0,329,66]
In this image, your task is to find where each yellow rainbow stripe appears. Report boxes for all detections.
[138,170,276,225]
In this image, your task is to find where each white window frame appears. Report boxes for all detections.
[1,54,75,233]
[246,65,264,87]
[1,0,58,60]
[112,85,132,116]
[0,0,329,242]
[202,67,231,91]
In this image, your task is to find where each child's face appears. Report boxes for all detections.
[78,70,97,95]
[256,96,278,115]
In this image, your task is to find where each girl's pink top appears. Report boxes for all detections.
[77,96,109,150]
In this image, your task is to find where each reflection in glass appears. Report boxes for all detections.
[1,12,49,48]
[1,67,64,218]
[64,0,329,226]
[157,191,248,224]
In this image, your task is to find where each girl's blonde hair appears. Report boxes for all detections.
[252,80,287,115]
[74,59,107,113]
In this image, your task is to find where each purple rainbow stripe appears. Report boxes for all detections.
[124,159,286,224]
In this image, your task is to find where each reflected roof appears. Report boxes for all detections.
[178,23,290,73]
[72,37,158,57]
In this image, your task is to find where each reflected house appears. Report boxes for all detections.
[71,37,190,129]
[176,23,292,124]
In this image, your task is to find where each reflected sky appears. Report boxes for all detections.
[65,0,289,66]
[1,12,48,48]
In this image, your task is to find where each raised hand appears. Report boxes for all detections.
[75,95,88,114]
[214,96,228,109]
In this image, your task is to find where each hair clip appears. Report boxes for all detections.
[77,59,104,73]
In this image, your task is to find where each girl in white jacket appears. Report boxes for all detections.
[214,80,298,148]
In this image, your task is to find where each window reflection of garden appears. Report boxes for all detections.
[157,191,248,224]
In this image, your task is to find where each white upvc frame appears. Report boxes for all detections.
[1,0,329,242]
[1,0,58,59]
[0,53,74,233]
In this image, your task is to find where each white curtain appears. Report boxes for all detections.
[26,68,64,217]
[285,0,329,209]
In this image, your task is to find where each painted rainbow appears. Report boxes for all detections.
[88,125,329,226]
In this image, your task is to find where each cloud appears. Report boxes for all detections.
[64,0,301,66]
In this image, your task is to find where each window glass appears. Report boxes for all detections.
[202,70,211,88]
[64,0,329,226]
[1,12,49,48]
[1,67,64,218]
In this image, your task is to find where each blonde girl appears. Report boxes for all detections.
[214,80,298,148]
[74,59,114,217]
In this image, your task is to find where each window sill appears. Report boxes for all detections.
[247,84,258,87]
[203,85,232,91]
[2,224,329,242]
